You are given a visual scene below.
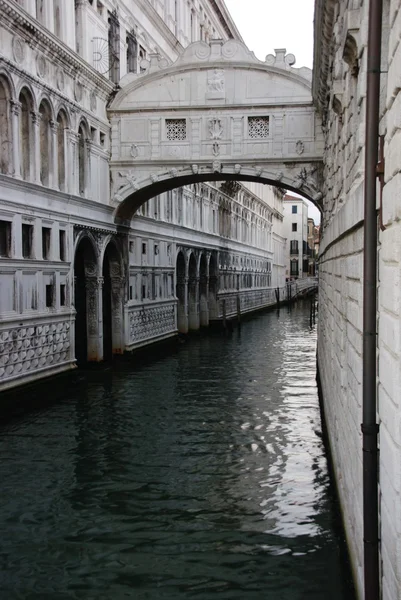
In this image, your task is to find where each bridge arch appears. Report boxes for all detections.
[109,40,324,225]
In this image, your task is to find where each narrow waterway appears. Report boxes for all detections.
[0,302,355,599]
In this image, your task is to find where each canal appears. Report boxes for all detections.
[0,302,355,599]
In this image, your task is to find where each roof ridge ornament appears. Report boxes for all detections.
[265,48,296,69]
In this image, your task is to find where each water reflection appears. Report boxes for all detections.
[0,302,354,599]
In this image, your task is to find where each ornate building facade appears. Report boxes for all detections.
[0,0,286,391]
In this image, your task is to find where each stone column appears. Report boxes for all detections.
[74,0,89,60]
[50,120,59,190]
[62,0,76,50]
[43,0,55,33]
[85,276,103,361]
[31,111,41,184]
[9,100,21,179]
[24,0,36,17]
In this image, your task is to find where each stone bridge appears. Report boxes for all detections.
[108,40,324,222]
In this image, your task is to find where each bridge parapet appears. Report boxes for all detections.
[108,41,324,222]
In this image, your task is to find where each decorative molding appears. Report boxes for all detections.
[129,303,175,344]
[90,91,97,112]
[36,53,47,78]
[296,140,305,155]
[130,144,139,158]
[12,35,25,64]
[209,118,223,140]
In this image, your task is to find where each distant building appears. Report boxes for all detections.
[282,195,309,280]
[307,218,320,276]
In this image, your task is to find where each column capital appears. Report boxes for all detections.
[31,111,41,126]
[50,120,59,134]
[67,128,79,143]
[10,99,21,116]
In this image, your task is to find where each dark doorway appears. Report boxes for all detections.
[74,237,97,364]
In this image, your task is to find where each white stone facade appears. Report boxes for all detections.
[282,194,309,280]
[0,0,289,391]
[314,0,401,598]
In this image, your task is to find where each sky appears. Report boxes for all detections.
[224,0,320,223]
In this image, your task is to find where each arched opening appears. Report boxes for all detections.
[176,251,187,333]
[77,121,87,196]
[188,253,199,331]
[0,77,11,174]
[114,170,323,225]
[208,253,218,320]
[39,99,52,186]
[199,253,208,327]
[18,88,33,181]
[74,236,97,364]
[56,110,67,190]
[102,241,123,360]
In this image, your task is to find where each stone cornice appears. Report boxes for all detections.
[0,0,114,98]
[312,0,337,116]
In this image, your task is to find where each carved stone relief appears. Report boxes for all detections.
[209,118,223,140]
[129,304,175,344]
[36,54,47,78]
[0,322,71,381]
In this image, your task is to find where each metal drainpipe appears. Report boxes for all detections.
[362,0,382,598]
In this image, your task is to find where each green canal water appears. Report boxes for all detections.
[0,302,355,599]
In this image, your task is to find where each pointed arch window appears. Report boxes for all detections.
[39,100,52,186]
[56,111,67,190]
[19,89,33,181]
[78,122,88,196]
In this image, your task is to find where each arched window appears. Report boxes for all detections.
[56,110,67,190]
[39,99,52,186]
[0,77,11,174]
[78,121,87,196]
[18,88,33,181]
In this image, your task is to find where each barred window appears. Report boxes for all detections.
[248,116,269,138]
[166,119,186,141]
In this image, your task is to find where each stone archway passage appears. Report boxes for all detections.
[108,41,324,223]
